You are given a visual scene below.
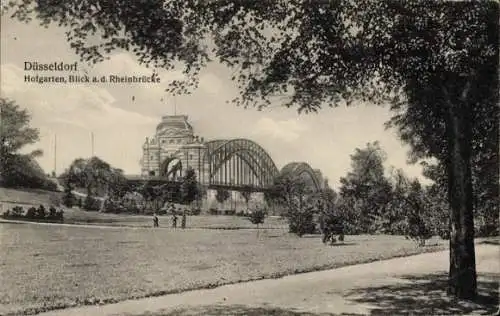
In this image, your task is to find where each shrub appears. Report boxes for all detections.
[26,207,37,219]
[402,215,434,246]
[36,205,46,219]
[11,206,24,217]
[102,199,122,213]
[288,206,317,237]
[49,206,57,218]
[56,209,64,221]
[62,189,75,208]
[2,210,10,218]
[209,208,219,215]
[190,208,201,216]
[224,210,236,216]
[476,224,499,237]
[247,209,266,226]
[83,196,101,211]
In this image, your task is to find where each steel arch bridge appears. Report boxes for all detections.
[280,162,323,191]
[203,139,280,190]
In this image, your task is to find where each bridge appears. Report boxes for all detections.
[133,115,326,193]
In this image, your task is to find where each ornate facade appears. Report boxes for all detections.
[140,115,207,182]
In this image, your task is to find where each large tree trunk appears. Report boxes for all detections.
[444,83,477,299]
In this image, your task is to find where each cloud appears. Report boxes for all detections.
[252,117,308,142]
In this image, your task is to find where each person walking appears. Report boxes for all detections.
[153,213,159,228]
[172,213,177,228]
[181,211,187,229]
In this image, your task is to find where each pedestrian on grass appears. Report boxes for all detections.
[172,213,177,228]
[153,213,159,227]
[181,211,186,229]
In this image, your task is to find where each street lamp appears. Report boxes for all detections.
[230,178,235,211]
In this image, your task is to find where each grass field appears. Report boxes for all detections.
[0,187,287,229]
[0,188,62,209]
[0,221,449,315]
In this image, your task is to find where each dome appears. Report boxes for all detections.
[156,115,193,137]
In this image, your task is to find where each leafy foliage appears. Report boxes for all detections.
[0,98,56,190]
[215,188,230,207]
[2,205,64,222]
[247,205,266,226]
[180,167,200,205]
[338,142,393,233]
[60,157,128,200]
[269,174,319,236]
[239,185,253,209]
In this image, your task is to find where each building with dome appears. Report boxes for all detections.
[140,115,206,182]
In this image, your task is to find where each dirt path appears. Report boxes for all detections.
[38,244,499,316]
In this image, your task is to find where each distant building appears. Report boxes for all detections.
[140,115,206,182]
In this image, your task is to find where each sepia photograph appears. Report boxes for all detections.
[0,1,498,315]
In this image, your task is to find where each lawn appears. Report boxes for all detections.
[0,222,449,315]
[0,188,62,209]
[60,208,289,229]
[0,187,288,229]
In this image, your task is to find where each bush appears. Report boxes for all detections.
[476,224,499,237]
[224,210,236,216]
[3,204,64,222]
[288,207,317,237]
[209,208,219,215]
[36,205,46,219]
[247,209,266,226]
[49,206,57,218]
[102,199,124,213]
[26,207,37,219]
[83,196,101,211]
[190,208,201,216]
[62,189,75,208]
[11,206,24,217]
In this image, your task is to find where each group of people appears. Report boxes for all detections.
[152,212,186,229]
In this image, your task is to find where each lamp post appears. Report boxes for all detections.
[230,178,234,211]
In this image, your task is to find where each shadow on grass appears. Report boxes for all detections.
[326,242,358,247]
[122,305,334,316]
[342,272,499,315]
[480,240,500,245]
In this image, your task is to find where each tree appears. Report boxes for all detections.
[60,157,128,211]
[239,185,253,210]
[215,188,230,210]
[247,204,266,236]
[0,98,41,165]
[338,142,393,233]
[7,0,498,299]
[138,182,169,214]
[270,174,318,236]
[0,98,55,190]
[180,167,199,205]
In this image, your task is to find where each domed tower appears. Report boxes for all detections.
[141,115,206,180]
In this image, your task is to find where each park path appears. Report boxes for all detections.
[39,244,499,316]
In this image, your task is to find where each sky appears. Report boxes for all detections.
[1,16,427,188]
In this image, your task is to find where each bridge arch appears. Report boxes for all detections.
[204,139,279,189]
[159,156,183,180]
[280,162,322,192]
